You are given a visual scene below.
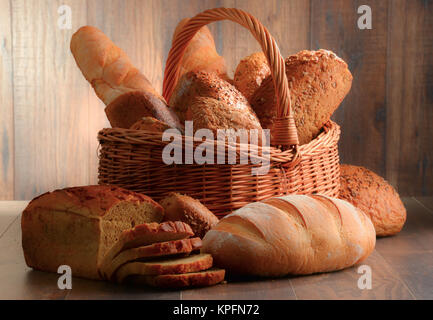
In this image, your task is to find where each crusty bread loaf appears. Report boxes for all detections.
[169,71,262,134]
[339,164,407,237]
[234,52,271,102]
[21,185,164,280]
[70,26,182,130]
[115,253,213,282]
[129,117,172,132]
[160,193,219,238]
[202,194,375,276]
[129,268,225,288]
[172,18,228,81]
[250,49,353,145]
[101,237,202,281]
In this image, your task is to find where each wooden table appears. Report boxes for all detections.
[1,197,432,300]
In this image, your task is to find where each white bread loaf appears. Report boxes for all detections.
[202,194,375,276]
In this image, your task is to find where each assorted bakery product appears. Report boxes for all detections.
[233,52,271,103]
[250,49,353,145]
[202,194,375,276]
[172,18,228,82]
[129,116,173,132]
[21,185,164,280]
[169,71,263,137]
[70,26,182,130]
[160,193,219,238]
[339,164,407,237]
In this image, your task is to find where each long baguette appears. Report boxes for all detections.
[202,194,375,276]
[70,26,182,130]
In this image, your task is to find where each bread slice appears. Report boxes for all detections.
[160,193,219,238]
[129,268,226,288]
[101,237,202,280]
[100,221,194,275]
[21,185,164,280]
[115,253,213,283]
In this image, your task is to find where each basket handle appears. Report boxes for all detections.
[162,7,299,147]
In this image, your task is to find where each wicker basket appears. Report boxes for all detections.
[98,8,341,218]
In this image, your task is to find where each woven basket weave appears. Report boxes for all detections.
[98,8,341,218]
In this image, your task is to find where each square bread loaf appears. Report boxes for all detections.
[21,185,164,280]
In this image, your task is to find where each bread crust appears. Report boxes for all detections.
[234,52,271,102]
[339,164,407,237]
[131,268,225,288]
[172,18,228,81]
[129,117,172,132]
[21,185,164,280]
[71,26,181,129]
[160,193,219,238]
[169,71,262,132]
[202,195,375,276]
[101,237,202,280]
[250,49,353,145]
[115,253,213,283]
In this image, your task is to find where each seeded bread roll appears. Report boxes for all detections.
[234,52,271,103]
[250,49,353,145]
[160,193,219,238]
[21,185,164,280]
[169,71,262,133]
[339,164,407,237]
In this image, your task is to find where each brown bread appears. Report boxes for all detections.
[129,268,226,288]
[339,164,407,237]
[101,237,202,281]
[160,193,219,238]
[129,117,173,132]
[250,49,353,145]
[21,185,164,280]
[115,253,213,283]
[234,52,271,102]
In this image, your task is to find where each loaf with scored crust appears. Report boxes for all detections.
[250,49,353,145]
[21,185,164,280]
[202,194,375,276]
[339,164,407,237]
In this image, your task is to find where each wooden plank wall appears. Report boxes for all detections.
[0,0,431,199]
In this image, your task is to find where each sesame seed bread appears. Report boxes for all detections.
[339,164,407,237]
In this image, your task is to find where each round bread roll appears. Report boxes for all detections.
[234,52,271,102]
[160,193,219,238]
[250,49,353,145]
[339,164,407,237]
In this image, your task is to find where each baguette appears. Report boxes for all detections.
[250,49,353,145]
[172,18,228,81]
[339,164,407,237]
[21,185,164,280]
[202,194,375,276]
[70,26,182,130]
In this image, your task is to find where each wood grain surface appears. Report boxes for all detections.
[0,197,431,299]
[0,0,432,199]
